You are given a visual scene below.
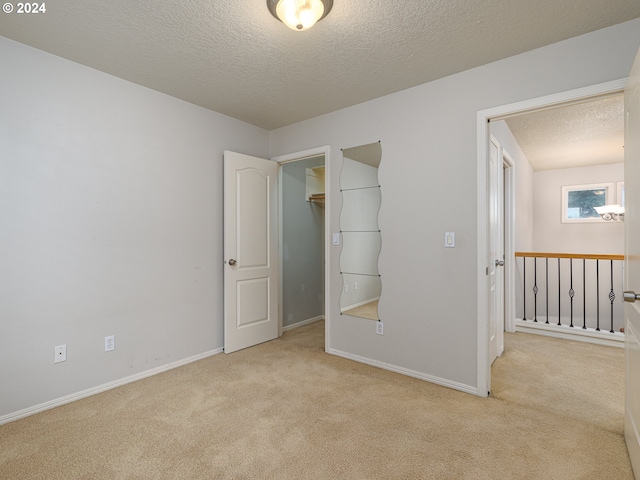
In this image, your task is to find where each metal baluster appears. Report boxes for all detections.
[557,258,561,326]
[533,257,538,322]
[582,259,587,329]
[545,257,549,324]
[609,260,615,333]
[522,256,527,321]
[569,258,575,328]
[514,254,621,334]
[596,260,600,331]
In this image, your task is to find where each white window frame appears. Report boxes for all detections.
[561,182,614,223]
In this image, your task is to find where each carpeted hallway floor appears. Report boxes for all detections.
[491,330,625,435]
[0,321,631,479]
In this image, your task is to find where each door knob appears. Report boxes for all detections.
[228,259,237,266]
[495,260,505,267]
[624,291,640,303]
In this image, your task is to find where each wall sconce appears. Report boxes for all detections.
[267,0,333,31]
[594,204,625,222]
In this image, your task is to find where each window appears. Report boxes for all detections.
[561,183,614,223]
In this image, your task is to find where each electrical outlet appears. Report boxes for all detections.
[344,284,348,293]
[54,345,67,363]
[105,335,115,352]
[445,232,456,248]
[376,322,384,335]
[354,282,358,290]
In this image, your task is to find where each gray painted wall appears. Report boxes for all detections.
[2,19,639,419]
[533,163,624,254]
[269,19,640,391]
[282,157,325,327]
[0,37,269,419]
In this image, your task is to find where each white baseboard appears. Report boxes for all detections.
[282,315,324,332]
[0,347,223,425]
[328,348,478,396]
[515,319,624,348]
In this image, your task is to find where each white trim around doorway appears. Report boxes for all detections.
[476,78,627,397]
[502,149,516,334]
[272,146,332,353]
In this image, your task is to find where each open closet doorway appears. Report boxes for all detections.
[274,146,331,351]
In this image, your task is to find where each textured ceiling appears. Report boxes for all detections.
[504,94,624,171]
[1,0,639,130]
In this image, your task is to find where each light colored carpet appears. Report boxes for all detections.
[343,300,378,320]
[492,332,625,435]
[0,322,632,479]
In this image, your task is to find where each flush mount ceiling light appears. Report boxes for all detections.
[267,0,333,31]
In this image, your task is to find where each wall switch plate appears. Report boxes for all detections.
[54,345,67,363]
[376,322,384,335]
[344,284,348,293]
[105,335,115,352]
[333,233,340,246]
[445,232,455,248]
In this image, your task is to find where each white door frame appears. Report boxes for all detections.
[502,149,516,333]
[272,146,331,353]
[476,78,627,396]
[488,135,505,363]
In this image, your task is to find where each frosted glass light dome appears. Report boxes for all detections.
[267,0,333,31]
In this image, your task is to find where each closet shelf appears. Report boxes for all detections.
[308,193,325,204]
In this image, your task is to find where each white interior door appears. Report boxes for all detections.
[489,138,504,365]
[224,151,279,354]
[625,48,640,477]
